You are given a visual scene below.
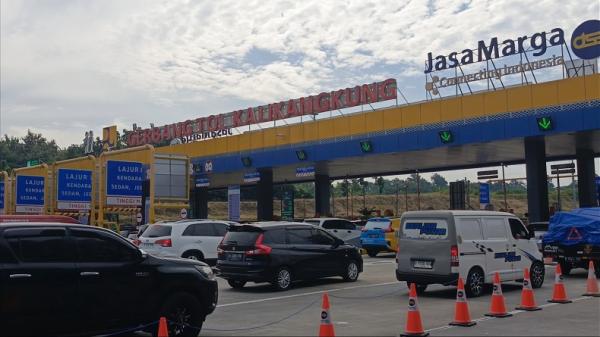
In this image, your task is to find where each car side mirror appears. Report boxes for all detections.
[333,238,344,247]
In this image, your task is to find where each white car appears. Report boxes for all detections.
[135,219,235,264]
[304,217,362,247]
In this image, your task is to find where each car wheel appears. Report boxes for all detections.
[559,260,571,276]
[272,267,293,291]
[406,282,427,295]
[159,292,204,337]
[465,268,485,298]
[367,249,378,257]
[343,260,359,282]
[182,251,205,262]
[227,279,247,289]
[530,261,545,288]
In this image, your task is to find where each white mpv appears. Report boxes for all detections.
[395,210,544,297]
[136,219,235,263]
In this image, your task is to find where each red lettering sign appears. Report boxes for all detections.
[124,79,397,147]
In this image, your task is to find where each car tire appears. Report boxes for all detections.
[158,292,204,337]
[272,267,293,291]
[367,249,378,257]
[343,260,360,282]
[182,251,205,262]
[465,268,485,298]
[530,261,545,288]
[406,282,427,295]
[227,279,247,289]
[559,260,571,276]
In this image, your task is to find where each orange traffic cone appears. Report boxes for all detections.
[548,264,572,303]
[485,272,512,318]
[319,293,335,337]
[157,316,169,337]
[515,268,541,311]
[583,261,600,297]
[449,277,476,327]
[401,283,429,337]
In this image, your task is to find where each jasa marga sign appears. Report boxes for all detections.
[424,19,600,74]
[425,28,565,73]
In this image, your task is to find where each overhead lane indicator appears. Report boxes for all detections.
[439,130,454,144]
[360,140,373,153]
[537,116,553,131]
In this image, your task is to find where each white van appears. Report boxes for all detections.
[395,210,544,297]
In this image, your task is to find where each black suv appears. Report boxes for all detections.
[216,222,363,290]
[0,223,218,336]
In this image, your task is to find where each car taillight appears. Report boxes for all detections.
[451,245,459,267]
[217,237,225,255]
[155,238,172,247]
[132,239,141,246]
[245,233,272,256]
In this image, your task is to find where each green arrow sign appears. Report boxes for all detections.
[296,150,307,160]
[439,130,453,144]
[536,116,553,131]
[360,140,373,153]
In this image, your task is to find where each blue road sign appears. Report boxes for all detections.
[106,160,143,206]
[57,168,92,210]
[479,183,490,205]
[228,185,240,222]
[0,181,4,211]
[16,175,45,213]
[243,172,260,183]
[195,176,209,187]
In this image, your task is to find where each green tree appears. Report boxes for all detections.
[430,173,448,190]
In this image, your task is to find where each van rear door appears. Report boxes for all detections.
[397,218,452,276]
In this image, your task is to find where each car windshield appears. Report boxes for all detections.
[141,224,172,238]
[364,219,390,230]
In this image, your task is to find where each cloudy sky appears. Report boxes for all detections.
[2,0,597,148]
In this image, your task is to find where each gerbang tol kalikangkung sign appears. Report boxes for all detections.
[125,79,397,147]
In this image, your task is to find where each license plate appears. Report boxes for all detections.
[142,243,153,248]
[228,253,243,261]
[369,234,379,238]
[413,260,432,269]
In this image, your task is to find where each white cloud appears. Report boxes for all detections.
[1,0,597,147]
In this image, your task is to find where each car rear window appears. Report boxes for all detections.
[222,231,260,246]
[141,224,172,238]
[402,220,449,240]
[364,219,390,230]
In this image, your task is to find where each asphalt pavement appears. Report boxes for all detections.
[201,254,600,336]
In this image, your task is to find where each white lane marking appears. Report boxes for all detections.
[364,260,395,266]
[217,281,398,308]
[426,296,593,333]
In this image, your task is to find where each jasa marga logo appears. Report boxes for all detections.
[571,19,600,60]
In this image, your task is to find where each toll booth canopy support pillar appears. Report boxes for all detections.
[576,147,597,207]
[315,174,331,217]
[525,136,549,222]
[191,187,209,219]
[257,169,273,221]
